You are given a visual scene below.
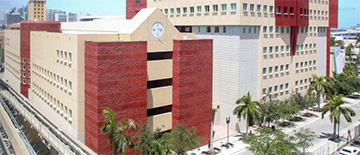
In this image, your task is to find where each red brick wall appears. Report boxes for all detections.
[329,0,338,28]
[84,41,148,154]
[126,0,147,19]
[275,0,309,27]
[172,40,213,145]
[20,21,61,98]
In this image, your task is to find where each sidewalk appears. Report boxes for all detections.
[188,98,360,155]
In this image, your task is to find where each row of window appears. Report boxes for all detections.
[32,83,73,123]
[56,50,73,67]
[163,3,239,15]
[262,83,290,96]
[263,26,325,34]
[262,43,317,55]
[197,26,258,34]
[295,77,313,89]
[32,63,73,96]
[295,60,317,70]
[262,64,290,76]
[310,0,328,4]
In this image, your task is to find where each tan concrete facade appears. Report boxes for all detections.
[3,30,21,94]
[23,8,195,144]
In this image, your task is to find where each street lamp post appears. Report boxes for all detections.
[221,117,233,148]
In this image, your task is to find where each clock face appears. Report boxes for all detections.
[151,22,164,38]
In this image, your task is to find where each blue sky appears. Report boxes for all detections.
[0,0,359,28]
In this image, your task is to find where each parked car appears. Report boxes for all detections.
[339,146,360,155]
[352,139,360,147]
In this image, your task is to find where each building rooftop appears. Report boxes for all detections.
[62,8,156,34]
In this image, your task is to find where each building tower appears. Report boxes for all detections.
[28,0,46,21]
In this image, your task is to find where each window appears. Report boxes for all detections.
[23,72,26,77]
[250,4,254,12]
[275,66,279,73]
[214,26,220,33]
[276,6,281,14]
[213,5,218,12]
[206,26,211,33]
[190,7,194,14]
[164,9,168,15]
[61,51,63,59]
[197,6,202,13]
[23,65,26,70]
[284,7,288,14]
[280,84,284,91]
[280,46,284,53]
[262,88,267,96]
[232,26,238,34]
[263,47,267,54]
[281,27,285,33]
[57,50,59,58]
[242,27,246,33]
[257,5,261,12]
[269,47,273,54]
[286,27,290,33]
[300,80,303,86]
[296,63,299,69]
[269,6,274,13]
[23,80,26,84]
[231,3,237,11]
[263,5,268,12]
[268,87,272,94]
[285,83,289,90]
[176,8,180,14]
[254,27,257,33]
[221,4,227,12]
[263,26,267,33]
[274,86,278,92]
[262,68,267,75]
[243,3,248,11]
[269,26,273,33]
[69,109,72,119]
[183,7,187,14]
[275,27,279,33]
[305,61,308,68]
[300,62,303,68]
[204,5,210,13]
[286,45,290,52]
[286,64,289,71]
[313,60,316,66]
[268,67,273,74]
[301,44,304,50]
[248,27,251,33]
[223,26,228,33]
[295,81,299,87]
[280,65,284,72]
[275,46,279,53]
[65,52,68,61]
[309,61,312,66]
[69,53,72,62]
[23,58,26,63]
[314,43,317,49]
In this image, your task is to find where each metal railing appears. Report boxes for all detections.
[0,96,36,155]
[0,80,93,155]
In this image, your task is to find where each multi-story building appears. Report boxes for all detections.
[0,30,4,50]
[46,9,66,21]
[54,13,67,22]
[3,8,212,154]
[28,0,46,21]
[4,9,23,26]
[127,0,339,133]
[68,12,78,22]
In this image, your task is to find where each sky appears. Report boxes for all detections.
[0,0,359,28]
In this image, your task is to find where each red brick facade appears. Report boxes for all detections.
[84,41,148,154]
[126,0,147,19]
[327,0,339,76]
[172,40,213,145]
[20,21,61,98]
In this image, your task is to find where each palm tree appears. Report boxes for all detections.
[321,94,356,136]
[101,108,136,155]
[233,91,262,135]
[308,74,329,111]
[326,71,345,96]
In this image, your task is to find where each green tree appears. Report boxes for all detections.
[278,99,299,122]
[330,37,336,46]
[308,74,329,111]
[135,125,172,155]
[321,94,356,136]
[260,94,281,127]
[101,109,136,155]
[166,123,202,155]
[233,91,263,135]
[335,40,345,49]
[345,44,354,60]
[304,92,318,114]
[343,63,358,78]
[293,128,317,154]
[243,128,298,155]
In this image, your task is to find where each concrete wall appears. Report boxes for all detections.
[3,30,21,94]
